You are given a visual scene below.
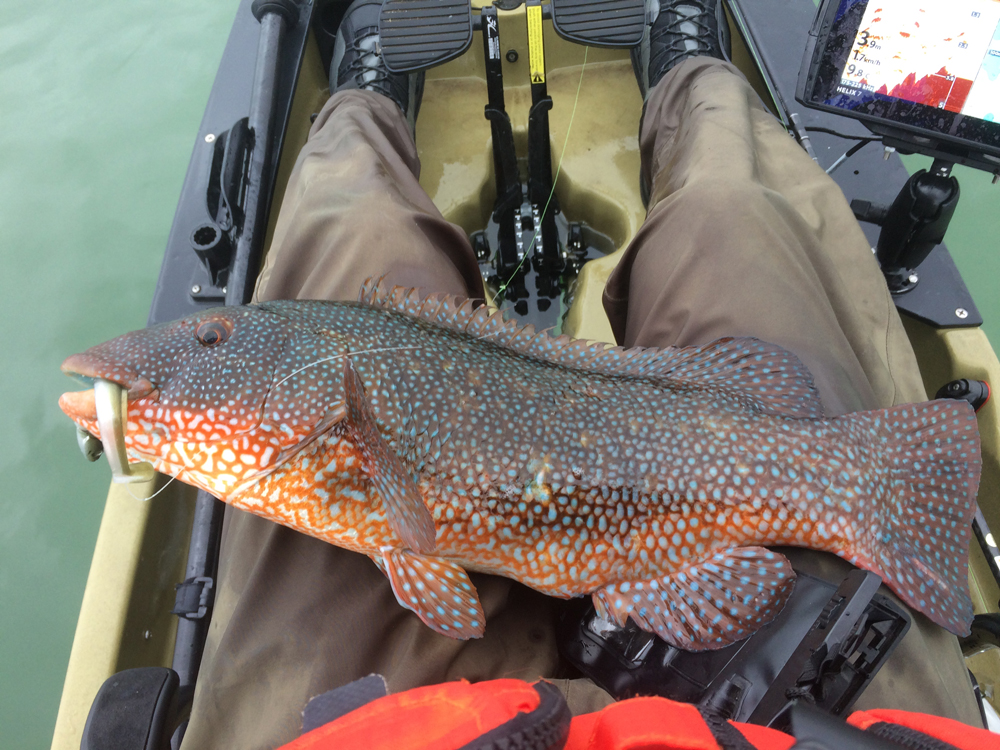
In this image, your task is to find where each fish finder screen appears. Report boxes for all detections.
[837,0,1000,121]
[805,0,1000,151]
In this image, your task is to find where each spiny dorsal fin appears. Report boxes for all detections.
[359,280,824,419]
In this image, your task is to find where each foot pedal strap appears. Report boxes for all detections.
[379,0,473,73]
[550,0,645,48]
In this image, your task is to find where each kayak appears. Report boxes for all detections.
[50,0,1000,747]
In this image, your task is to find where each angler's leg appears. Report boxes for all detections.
[181,90,581,750]
[253,89,485,302]
[603,58,981,725]
[604,58,927,419]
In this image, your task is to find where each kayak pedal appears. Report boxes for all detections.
[379,0,473,73]
[549,0,645,48]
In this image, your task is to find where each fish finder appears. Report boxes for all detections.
[797,0,1000,293]
[796,0,1000,173]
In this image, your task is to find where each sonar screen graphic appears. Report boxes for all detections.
[836,0,1000,122]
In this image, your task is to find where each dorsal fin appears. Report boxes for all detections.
[358,280,824,419]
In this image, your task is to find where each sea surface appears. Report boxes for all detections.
[1,1,998,748]
[1,1,238,746]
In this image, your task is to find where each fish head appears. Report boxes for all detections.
[59,304,351,498]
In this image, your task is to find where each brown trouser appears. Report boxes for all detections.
[181,59,980,749]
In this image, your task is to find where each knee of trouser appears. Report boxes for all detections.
[648,178,783,236]
[314,191,426,243]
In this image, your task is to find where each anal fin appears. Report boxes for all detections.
[344,358,436,553]
[382,548,485,639]
[593,547,795,651]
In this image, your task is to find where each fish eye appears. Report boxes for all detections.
[195,318,233,347]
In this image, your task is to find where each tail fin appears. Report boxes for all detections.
[844,400,980,636]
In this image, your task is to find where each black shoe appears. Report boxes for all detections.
[330,0,424,134]
[631,0,731,99]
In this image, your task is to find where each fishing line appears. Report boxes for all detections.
[127,472,179,502]
[272,345,425,390]
[495,46,589,302]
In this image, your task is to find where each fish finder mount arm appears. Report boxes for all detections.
[851,158,959,295]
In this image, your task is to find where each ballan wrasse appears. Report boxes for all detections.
[59,282,981,649]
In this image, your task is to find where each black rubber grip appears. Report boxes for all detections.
[379,0,474,73]
[550,0,646,48]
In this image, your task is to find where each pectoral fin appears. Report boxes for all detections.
[593,547,795,651]
[343,358,436,553]
[382,548,485,639]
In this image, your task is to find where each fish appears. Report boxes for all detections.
[59,281,981,650]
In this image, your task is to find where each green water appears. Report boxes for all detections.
[0,1,238,746]
[1,2,999,748]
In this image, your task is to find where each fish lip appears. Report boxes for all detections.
[58,354,157,483]
[61,353,157,401]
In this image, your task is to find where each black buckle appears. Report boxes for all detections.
[171,576,215,620]
[752,570,909,728]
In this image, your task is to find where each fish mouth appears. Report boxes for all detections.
[60,353,158,404]
[60,354,157,484]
